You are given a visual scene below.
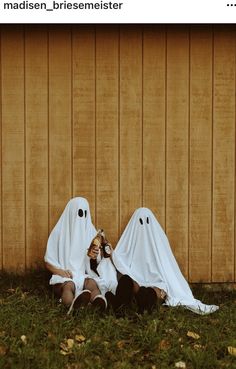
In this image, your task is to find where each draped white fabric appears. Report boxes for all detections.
[44,197,117,295]
[112,208,219,315]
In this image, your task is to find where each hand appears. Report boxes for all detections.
[58,269,73,278]
[88,246,100,260]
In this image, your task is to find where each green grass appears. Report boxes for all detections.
[0,271,235,369]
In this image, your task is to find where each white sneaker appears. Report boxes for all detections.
[67,290,91,315]
[91,294,107,311]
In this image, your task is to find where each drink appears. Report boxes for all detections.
[87,229,112,259]
[100,230,112,258]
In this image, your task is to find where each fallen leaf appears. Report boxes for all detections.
[0,345,7,356]
[75,335,86,343]
[7,288,15,293]
[187,331,200,340]
[159,339,171,350]
[21,292,29,300]
[117,340,126,349]
[60,338,76,355]
[59,340,73,356]
[194,344,204,350]
[60,349,70,356]
[67,339,74,349]
[20,335,27,345]
[228,346,236,356]
[175,361,186,369]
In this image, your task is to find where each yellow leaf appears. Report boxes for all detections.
[75,335,86,343]
[175,362,186,369]
[60,342,69,352]
[60,349,70,356]
[21,292,28,300]
[228,346,236,356]
[20,335,27,345]
[187,331,200,340]
[67,339,74,349]
[194,344,204,350]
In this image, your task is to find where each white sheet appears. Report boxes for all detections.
[112,207,219,315]
[44,197,117,295]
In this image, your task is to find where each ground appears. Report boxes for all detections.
[0,271,235,369]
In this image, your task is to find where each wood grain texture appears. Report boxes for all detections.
[0,26,235,281]
[212,27,235,282]
[119,27,143,234]
[48,27,72,231]
[143,26,166,229]
[1,27,25,271]
[96,27,119,245]
[72,27,96,224]
[166,27,189,278]
[25,27,48,268]
[0,27,2,270]
[189,27,212,282]
[0,27,3,270]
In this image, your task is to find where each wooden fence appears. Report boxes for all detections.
[0,25,235,282]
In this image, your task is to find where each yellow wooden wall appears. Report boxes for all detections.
[0,25,235,282]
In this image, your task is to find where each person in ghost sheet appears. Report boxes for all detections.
[44,197,117,314]
[111,207,219,315]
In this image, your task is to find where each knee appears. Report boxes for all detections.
[84,278,98,292]
[133,280,140,294]
[63,281,75,293]
[61,282,75,306]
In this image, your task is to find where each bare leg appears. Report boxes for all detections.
[52,282,75,306]
[133,281,140,294]
[84,278,101,301]
[61,281,75,306]
[152,287,167,301]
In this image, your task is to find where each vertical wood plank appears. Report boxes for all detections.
[120,27,142,233]
[1,27,25,271]
[25,27,48,268]
[49,27,72,230]
[72,27,96,223]
[212,27,235,282]
[166,27,189,278]
[143,26,166,229]
[189,27,213,282]
[96,27,119,245]
[0,27,2,270]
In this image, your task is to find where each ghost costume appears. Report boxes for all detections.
[112,208,219,315]
[44,197,117,296]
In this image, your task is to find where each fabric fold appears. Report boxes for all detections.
[112,207,218,315]
[45,197,117,295]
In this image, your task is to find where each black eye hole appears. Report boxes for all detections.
[146,217,149,224]
[85,210,87,218]
[78,209,84,217]
[139,218,143,225]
